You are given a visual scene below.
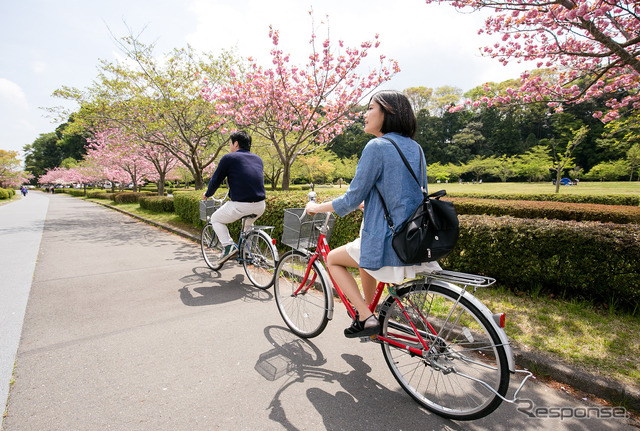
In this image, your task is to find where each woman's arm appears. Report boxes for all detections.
[305,200,334,215]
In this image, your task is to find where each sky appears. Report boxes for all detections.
[0,0,532,163]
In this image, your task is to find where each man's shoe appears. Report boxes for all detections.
[217,244,238,264]
[344,314,379,338]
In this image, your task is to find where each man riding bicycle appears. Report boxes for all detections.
[203,130,266,264]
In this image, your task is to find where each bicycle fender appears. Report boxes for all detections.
[429,279,516,373]
[298,249,334,321]
[316,263,335,320]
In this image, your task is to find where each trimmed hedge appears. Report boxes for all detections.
[87,191,116,200]
[113,192,154,204]
[449,192,640,206]
[0,188,13,199]
[443,215,640,313]
[139,196,174,213]
[450,198,640,224]
[168,189,640,314]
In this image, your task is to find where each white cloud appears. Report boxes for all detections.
[0,78,29,110]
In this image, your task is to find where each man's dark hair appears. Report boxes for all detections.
[370,90,417,139]
[231,130,252,151]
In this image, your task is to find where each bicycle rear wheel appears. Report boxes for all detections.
[242,230,277,289]
[201,223,224,271]
[274,250,330,338]
[379,280,509,420]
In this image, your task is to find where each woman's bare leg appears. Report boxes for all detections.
[326,246,373,320]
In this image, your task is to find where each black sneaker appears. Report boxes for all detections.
[217,244,238,264]
[344,315,379,338]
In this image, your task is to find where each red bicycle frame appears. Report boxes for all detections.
[292,212,439,354]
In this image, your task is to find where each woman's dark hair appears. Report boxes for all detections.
[370,90,417,139]
[230,130,252,150]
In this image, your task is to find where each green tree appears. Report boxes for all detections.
[517,145,552,182]
[626,144,640,181]
[53,34,239,190]
[403,86,433,114]
[585,160,630,181]
[430,86,462,117]
[328,113,369,159]
[462,156,496,183]
[491,155,519,182]
[549,125,589,193]
[23,133,60,180]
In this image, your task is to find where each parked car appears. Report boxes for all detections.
[553,178,573,186]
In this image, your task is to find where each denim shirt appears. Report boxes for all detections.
[332,133,427,270]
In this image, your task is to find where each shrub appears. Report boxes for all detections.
[88,191,116,200]
[450,198,640,224]
[114,192,148,204]
[0,188,9,199]
[139,196,174,213]
[67,189,86,197]
[175,189,639,314]
[443,215,640,313]
[448,192,640,206]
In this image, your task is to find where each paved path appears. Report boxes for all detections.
[1,192,637,430]
[0,193,48,409]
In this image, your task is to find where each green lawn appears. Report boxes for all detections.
[427,181,640,196]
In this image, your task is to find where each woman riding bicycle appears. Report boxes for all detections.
[305,90,440,338]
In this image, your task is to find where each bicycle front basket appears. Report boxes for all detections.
[281,208,336,250]
[199,200,221,221]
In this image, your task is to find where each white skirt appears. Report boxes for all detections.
[345,237,442,284]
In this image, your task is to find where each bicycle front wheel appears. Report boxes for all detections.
[274,250,330,338]
[379,280,510,421]
[242,230,277,289]
[201,223,224,271]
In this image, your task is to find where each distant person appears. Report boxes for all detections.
[202,130,266,264]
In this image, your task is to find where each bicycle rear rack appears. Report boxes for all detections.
[420,270,496,291]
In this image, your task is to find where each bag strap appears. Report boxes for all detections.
[374,137,424,233]
[374,137,447,233]
[381,137,426,191]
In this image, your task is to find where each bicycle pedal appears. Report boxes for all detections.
[359,335,377,343]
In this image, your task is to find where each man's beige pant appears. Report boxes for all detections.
[210,200,266,246]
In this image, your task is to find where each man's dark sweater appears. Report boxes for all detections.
[204,149,266,202]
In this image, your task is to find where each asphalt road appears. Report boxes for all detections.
[1,192,636,430]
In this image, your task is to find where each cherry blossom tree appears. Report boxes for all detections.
[0,150,33,188]
[85,129,156,192]
[425,0,640,121]
[204,16,399,189]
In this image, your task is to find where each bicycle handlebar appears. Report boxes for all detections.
[202,192,229,205]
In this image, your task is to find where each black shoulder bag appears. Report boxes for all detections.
[375,137,459,263]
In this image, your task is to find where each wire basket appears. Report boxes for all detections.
[281,208,336,250]
[199,200,221,221]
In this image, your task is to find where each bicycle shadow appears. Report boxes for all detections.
[178,266,272,306]
[254,326,462,431]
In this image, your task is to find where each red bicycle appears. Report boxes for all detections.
[273,196,531,420]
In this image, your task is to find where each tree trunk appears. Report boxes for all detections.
[281,165,291,191]
[157,173,166,196]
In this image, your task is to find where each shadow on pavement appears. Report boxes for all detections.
[254,326,460,431]
[179,266,273,306]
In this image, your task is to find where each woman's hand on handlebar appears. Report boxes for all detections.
[305,201,333,215]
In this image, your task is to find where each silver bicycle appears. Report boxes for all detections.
[200,195,278,289]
